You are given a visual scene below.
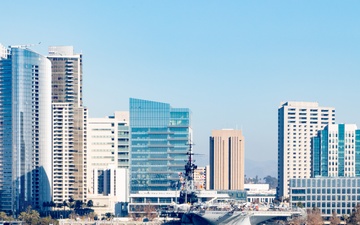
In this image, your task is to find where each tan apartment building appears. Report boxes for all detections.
[48,46,88,204]
[209,129,244,190]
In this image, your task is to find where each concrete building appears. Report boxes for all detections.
[277,102,335,199]
[129,98,191,193]
[193,166,208,190]
[244,184,276,203]
[290,177,360,216]
[48,46,88,204]
[209,129,244,190]
[0,45,52,213]
[312,124,360,178]
[87,111,130,215]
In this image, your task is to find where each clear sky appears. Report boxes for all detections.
[2,1,360,168]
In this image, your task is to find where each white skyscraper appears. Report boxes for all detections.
[277,102,335,199]
[0,45,52,213]
[87,111,130,202]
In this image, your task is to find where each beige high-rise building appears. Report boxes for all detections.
[48,46,88,204]
[209,129,244,190]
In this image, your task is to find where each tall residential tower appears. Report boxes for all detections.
[277,102,335,199]
[0,44,52,213]
[48,46,88,204]
[209,129,244,190]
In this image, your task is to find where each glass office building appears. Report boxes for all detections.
[311,124,360,178]
[0,45,52,213]
[129,98,191,193]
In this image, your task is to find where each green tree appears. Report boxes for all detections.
[68,196,75,209]
[87,200,94,208]
[296,202,304,208]
[18,206,40,225]
[0,211,13,221]
[74,200,84,210]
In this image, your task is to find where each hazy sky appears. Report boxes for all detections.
[2,1,360,167]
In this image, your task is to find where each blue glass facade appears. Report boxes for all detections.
[338,124,345,177]
[312,129,329,177]
[311,124,360,178]
[129,98,191,193]
[0,47,52,213]
[311,136,320,177]
[356,130,360,176]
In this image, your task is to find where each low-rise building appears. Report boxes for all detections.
[290,177,360,216]
[244,184,276,203]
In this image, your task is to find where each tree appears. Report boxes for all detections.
[38,216,58,225]
[68,196,75,209]
[289,216,305,225]
[88,212,96,220]
[349,204,360,225]
[0,211,13,221]
[18,206,40,225]
[62,200,68,211]
[74,200,84,210]
[296,202,304,208]
[330,210,341,225]
[87,200,94,208]
[263,175,278,189]
[144,203,157,221]
[105,212,114,220]
[306,207,323,225]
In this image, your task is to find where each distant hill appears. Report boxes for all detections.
[245,158,277,178]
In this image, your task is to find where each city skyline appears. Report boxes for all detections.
[2,1,360,169]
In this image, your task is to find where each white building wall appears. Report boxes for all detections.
[87,112,130,203]
[278,102,335,198]
[326,124,357,177]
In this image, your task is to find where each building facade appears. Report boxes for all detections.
[48,46,88,204]
[129,98,191,193]
[87,111,130,203]
[209,129,244,190]
[193,166,208,190]
[244,184,276,203]
[290,177,360,216]
[277,102,335,199]
[0,45,52,213]
[312,124,360,178]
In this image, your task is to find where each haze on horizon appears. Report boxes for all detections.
[2,1,360,175]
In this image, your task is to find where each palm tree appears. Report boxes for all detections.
[68,196,75,210]
[87,200,94,208]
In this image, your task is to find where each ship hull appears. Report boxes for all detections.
[182,211,295,225]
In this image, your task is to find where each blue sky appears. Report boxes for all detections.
[2,1,360,169]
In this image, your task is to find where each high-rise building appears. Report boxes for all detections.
[87,111,130,202]
[48,46,88,204]
[0,45,52,213]
[129,98,191,193]
[209,129,244,190]
[312,124,360,178]
[277,102,335,199]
